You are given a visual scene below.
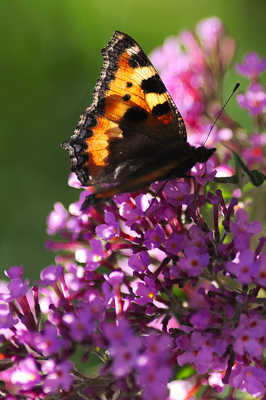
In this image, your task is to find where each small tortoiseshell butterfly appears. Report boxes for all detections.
[63,31,215,203]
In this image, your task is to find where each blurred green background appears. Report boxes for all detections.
[1,0,265,280]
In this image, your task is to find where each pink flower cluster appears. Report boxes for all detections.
[0,17,265,400]
[150,17,266,174]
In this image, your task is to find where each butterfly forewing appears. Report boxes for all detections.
[63,31,215,200]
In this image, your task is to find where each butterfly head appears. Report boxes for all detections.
[194,146,216,163]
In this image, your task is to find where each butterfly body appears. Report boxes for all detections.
[63,31,215,202]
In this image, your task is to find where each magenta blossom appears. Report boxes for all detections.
[179,247,209,276]
[237,83,266,115]
[47,202,69,235]
[226,249,258,285]
[196,17,224,50]
[177,332,214,374]
[42,359,73,393]
[192,159,217,185]
[236,52,266,79]
[0,357,41,392]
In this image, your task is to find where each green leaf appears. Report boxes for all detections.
[175,364,196,379]
[172,285,187,300]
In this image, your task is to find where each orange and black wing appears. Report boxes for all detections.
[62,31,187,193]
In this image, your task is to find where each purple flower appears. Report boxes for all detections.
[229,364,266,397]
[144,224,165,249]
[165,233,185,256]
[40,264,64,285]
[68,172,85,188]
[143,334,171,364]
[105,270,124,288]
[215,164,234,178]
[65,276,84,298]
[0,356,41,392]
[179,247,209,276]
[119,194,151,223]
[230,208,261,250]
[236,52,266,79]
[7,278,29,300]
[137,366,171,400]
[190,308,211,330]
[102,271,124,311]
[63,306,95,341]
[42,359,73,393]
[165,72,204,126]
[252,252,266,287]
[179,30,205,69]
[196,17,224,50]
[226,249,258,285]
[150,36,181,72]
[134,276,158,305]
[136,335,171,399]
[237,83,266,115]
[103,319,143,377]
[96,211,120,240]
[104,318,134,346]
[217,127,233,142]
[32,323,65,356]
[110,336,141,377]
[242,133,265,168]
[4,266,23,279]
[0,302,17,329]
[186,225,209,253]
[75,239,103,270]
[244,313,266,338]
[192,159,217,185]
[164,181,193,206]
[232,314,265,358]
[47,202,68,235]
[250,132,266,147]
[128,251,150,272]
[177,332,214,374]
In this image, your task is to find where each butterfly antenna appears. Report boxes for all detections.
[203,82,240,145]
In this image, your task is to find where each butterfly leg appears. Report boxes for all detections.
[81,194,100,210]
[145,180,169,214]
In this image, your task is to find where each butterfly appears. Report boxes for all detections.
[62,31,215,204]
